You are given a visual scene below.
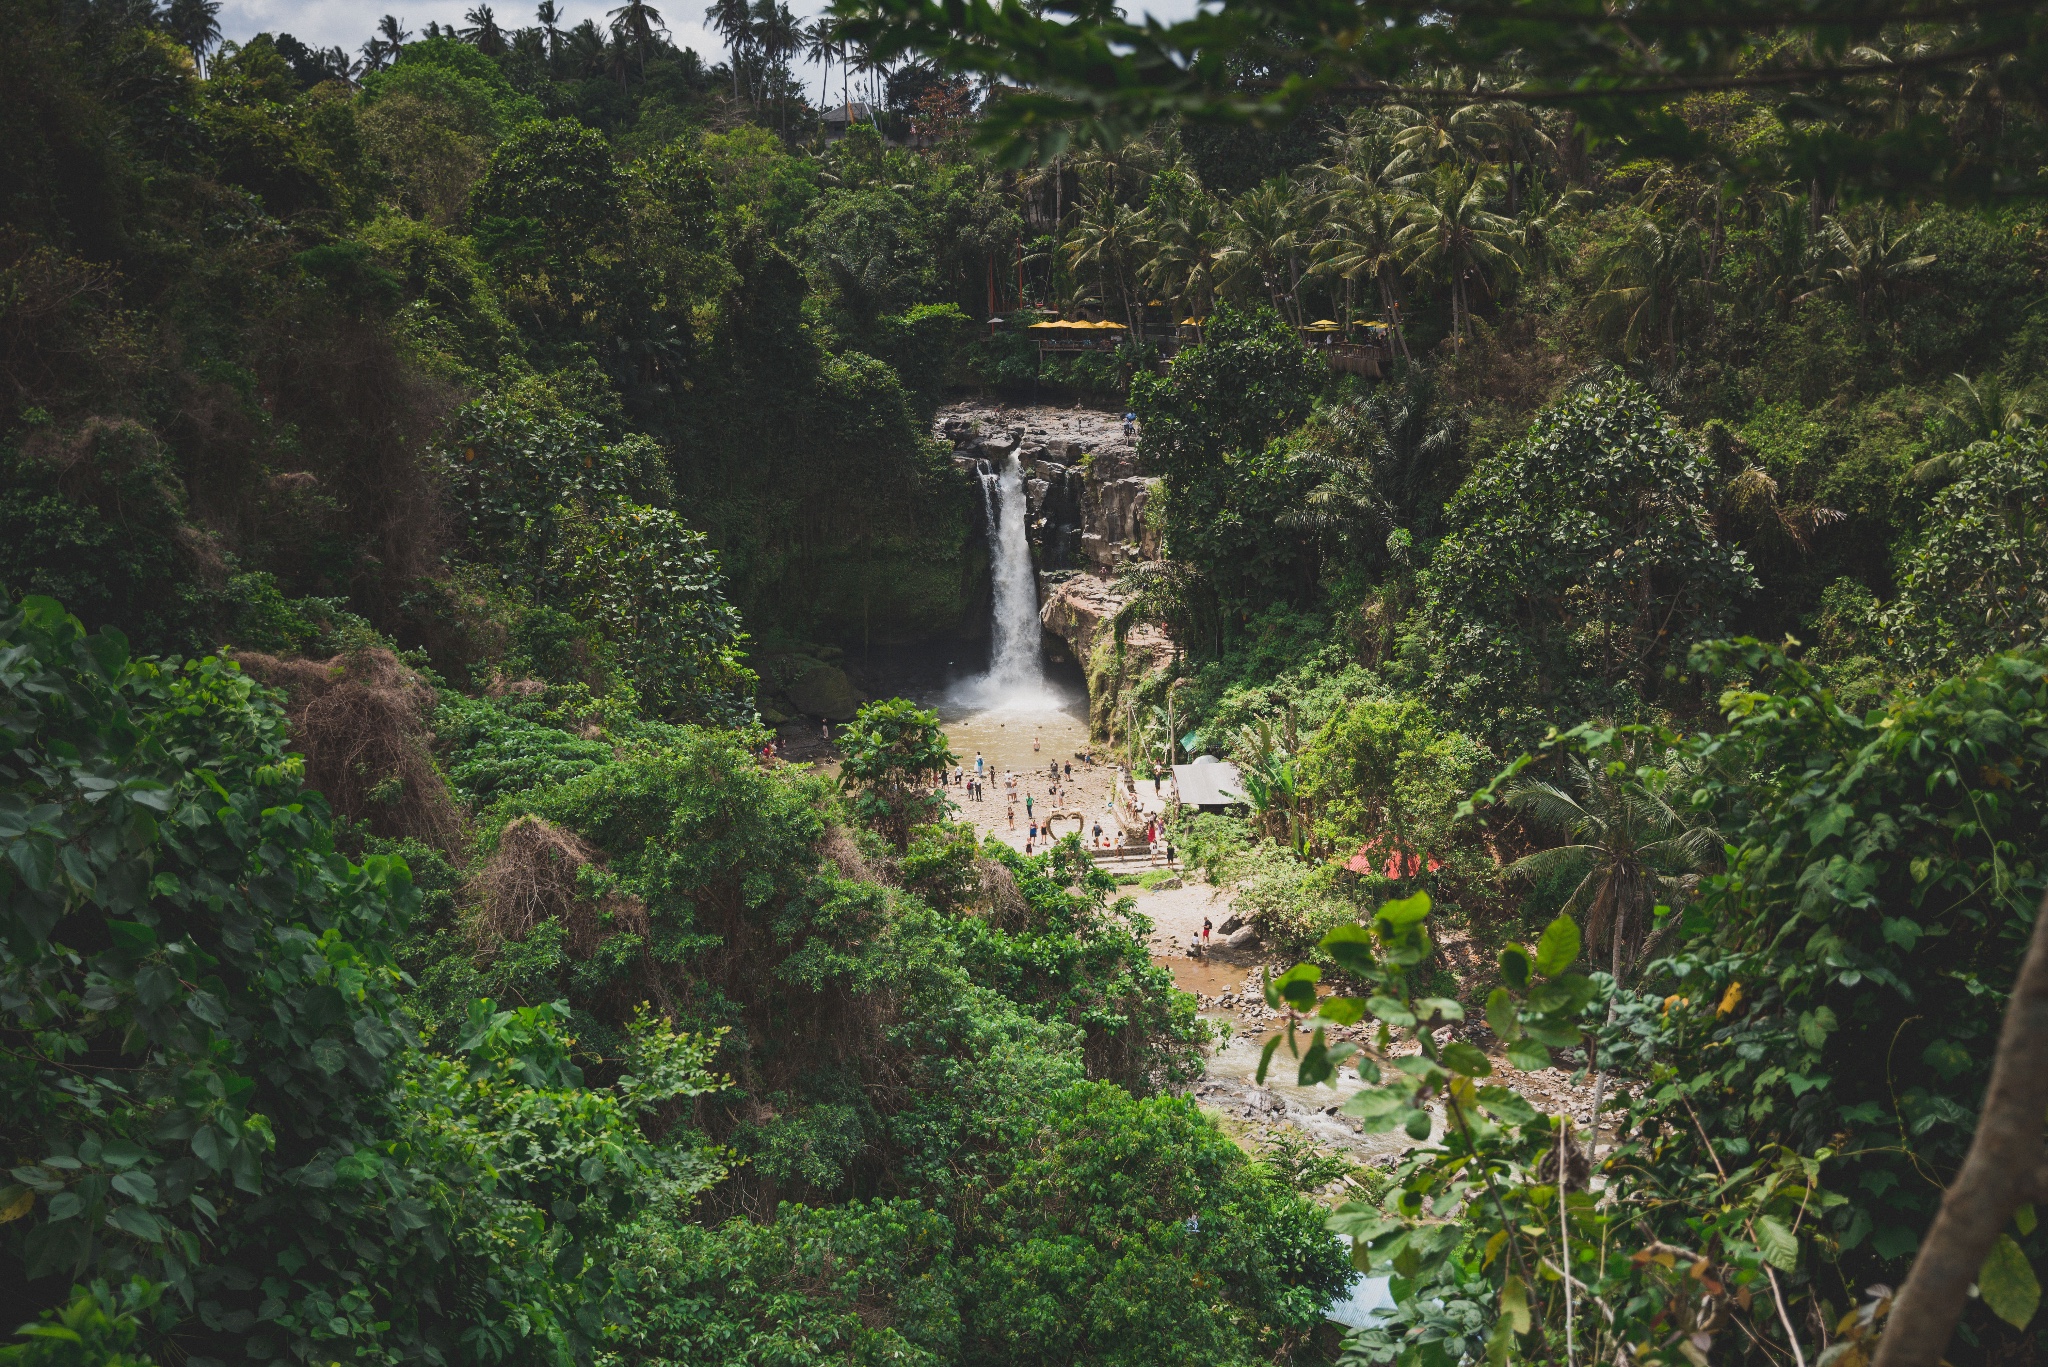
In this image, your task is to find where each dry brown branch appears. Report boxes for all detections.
[234,647,466,852]
[977,856,1032,931]
[468,815,649,956]
[820,824,878,884]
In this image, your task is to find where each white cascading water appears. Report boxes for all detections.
[952,449,1051,707]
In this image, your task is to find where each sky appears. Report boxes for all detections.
[217,0,1202,89]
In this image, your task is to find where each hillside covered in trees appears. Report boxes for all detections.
[6,0,2048,1364]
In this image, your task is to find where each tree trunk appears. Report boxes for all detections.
[1872,891,2048,1367]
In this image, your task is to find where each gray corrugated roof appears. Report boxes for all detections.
[1172,760,1245,808]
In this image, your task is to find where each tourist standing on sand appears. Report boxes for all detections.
[975,752,984,778]
[1201,917,1211,950]
[1024,793,1033,818]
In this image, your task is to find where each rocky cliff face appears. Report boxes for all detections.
[1038,572,1175,733]
[935,402,1160,576]
[935,403,1175,733]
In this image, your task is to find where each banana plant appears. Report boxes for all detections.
[1235,720,1310,851]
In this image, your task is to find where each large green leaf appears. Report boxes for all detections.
[1271,963,1321,1012]
[1981,1234,2041,1329]
[1376,891,1431,927]
[1533,915,1582,977]
[1485,987,1522,1042]
[1319,923,1376,974]
[1755,1215,1799,1272]
[1442,1042,1492,1077]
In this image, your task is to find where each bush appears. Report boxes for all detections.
[1887,430,2048,673]
[1416,376,1756,747]
[0,595,723,1363]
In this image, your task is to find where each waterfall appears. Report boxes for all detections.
[954,448,1047,706]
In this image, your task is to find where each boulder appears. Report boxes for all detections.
[785,663,863,721]
[1218,914,1244,935]
[1222,925,1260,950]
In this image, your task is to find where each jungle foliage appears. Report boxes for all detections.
[13,0,2048,1364]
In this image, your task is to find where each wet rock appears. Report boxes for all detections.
[1217,914,1244,935]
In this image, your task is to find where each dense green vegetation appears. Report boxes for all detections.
[8,0,2048,1364]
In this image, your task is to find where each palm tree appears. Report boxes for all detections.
[165,0,222,74]
[359,35,394,71]
[535,0,563,61]
[603,26,635,87]
[1216,179,1313,324]
[1066,192,1146,334]
[804,16,842,114]
[1908,373,2044,483]
[1384,72,1502,176]
[1501,747,1718,984]
[1136,175,1222,325]
[461,4,508,55]
[1312,187,1407,333]
[378,14,411,49]
[1587,215,1716,362]
[1504,743,1718,1157]
[1284,367,1464,551]
[1510,183,1585,285]
[607,0,665,75]
[1234,720,1308,852]
[1488,97,1554,215]
[1811,209,1937,330]
[847,40,888,110]
[563,18,606,76]
[704,0,752,98]
[1394,161,1518,345]
[748,0,800,125]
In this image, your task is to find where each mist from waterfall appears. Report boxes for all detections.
[951,448,1054,710]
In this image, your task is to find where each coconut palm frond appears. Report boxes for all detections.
[1501,778,1593,834]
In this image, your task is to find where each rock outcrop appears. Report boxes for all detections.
[936,402,1156,576]
[1037,572,1174,732]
